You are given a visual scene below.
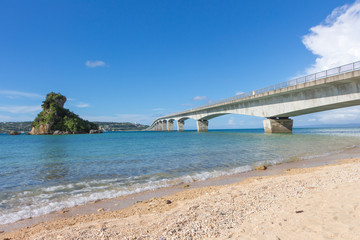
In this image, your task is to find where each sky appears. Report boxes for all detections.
[1,0,360,129]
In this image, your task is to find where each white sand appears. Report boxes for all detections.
[2,159,359,239]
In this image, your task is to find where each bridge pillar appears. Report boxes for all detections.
[168,120,174,131]
[197,120,208,132]
[177,120,185,132]
[155,122,160,131]
[161,120,167,131]
[263,117,293,133]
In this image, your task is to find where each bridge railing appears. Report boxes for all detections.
[164,60,360,118]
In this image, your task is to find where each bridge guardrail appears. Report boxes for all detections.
[163,60,360,118]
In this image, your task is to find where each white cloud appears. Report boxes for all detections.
[0,115,12,121]
[192,96,207,101]
[236,91,244,96]
[0,90,43,99]
[303,1,360,73]
[85,60,106,68]
[296,2,360,127]
[75,103,90,108]
[0,105,42,114]
[298,106,360,125]
[228,117,235,125]
[317,107,360,123]
[84,114,153,124]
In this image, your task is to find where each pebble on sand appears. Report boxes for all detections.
[255,165,267,170]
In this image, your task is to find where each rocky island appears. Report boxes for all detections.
[29,92,102,135]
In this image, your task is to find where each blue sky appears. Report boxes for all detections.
[1,0,360,129]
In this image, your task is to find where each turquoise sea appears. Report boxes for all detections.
[1,128,360,224]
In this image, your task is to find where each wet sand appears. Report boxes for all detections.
[1,146,360,239]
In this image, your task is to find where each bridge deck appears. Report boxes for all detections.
[150,61,360,132]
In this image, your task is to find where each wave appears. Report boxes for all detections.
[0,165,255,225]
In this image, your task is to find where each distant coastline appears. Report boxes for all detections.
[2,122,360,134]
[0,121,149,134]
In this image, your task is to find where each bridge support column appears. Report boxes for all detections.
[177,120,185,132]
[161,120,167,131]
[168,120,174,131]
[263,117,293,133]
[155,122,160,131]
[197,120,208,132]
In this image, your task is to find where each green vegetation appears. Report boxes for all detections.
[0,92,149,134]
[41,92,66,109]
[31,92,99,134]
[32,106,99,133]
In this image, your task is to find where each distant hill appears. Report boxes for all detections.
[0,121,149,134]
[94,122,149,131]
[0,121,33,133]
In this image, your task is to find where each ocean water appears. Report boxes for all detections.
[1,128,360,224]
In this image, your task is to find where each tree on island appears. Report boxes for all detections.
[29,92,102,135]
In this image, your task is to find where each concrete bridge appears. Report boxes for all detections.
[150,61,360,133]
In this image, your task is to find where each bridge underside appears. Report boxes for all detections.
[150,69,360,133]
[151,116,294,133]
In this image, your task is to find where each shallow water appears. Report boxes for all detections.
[1,128,360,224]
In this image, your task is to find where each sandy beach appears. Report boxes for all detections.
[1,156,359,239]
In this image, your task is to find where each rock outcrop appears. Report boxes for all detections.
[9,131,21,135]
[89,129,103,134]
[255,165,267,171]
[29,92,101,135]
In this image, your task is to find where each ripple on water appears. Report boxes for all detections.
[0,128,360,224]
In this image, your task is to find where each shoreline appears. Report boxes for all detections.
[1,144,360,237]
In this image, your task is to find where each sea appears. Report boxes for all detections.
[1,128,360,225]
